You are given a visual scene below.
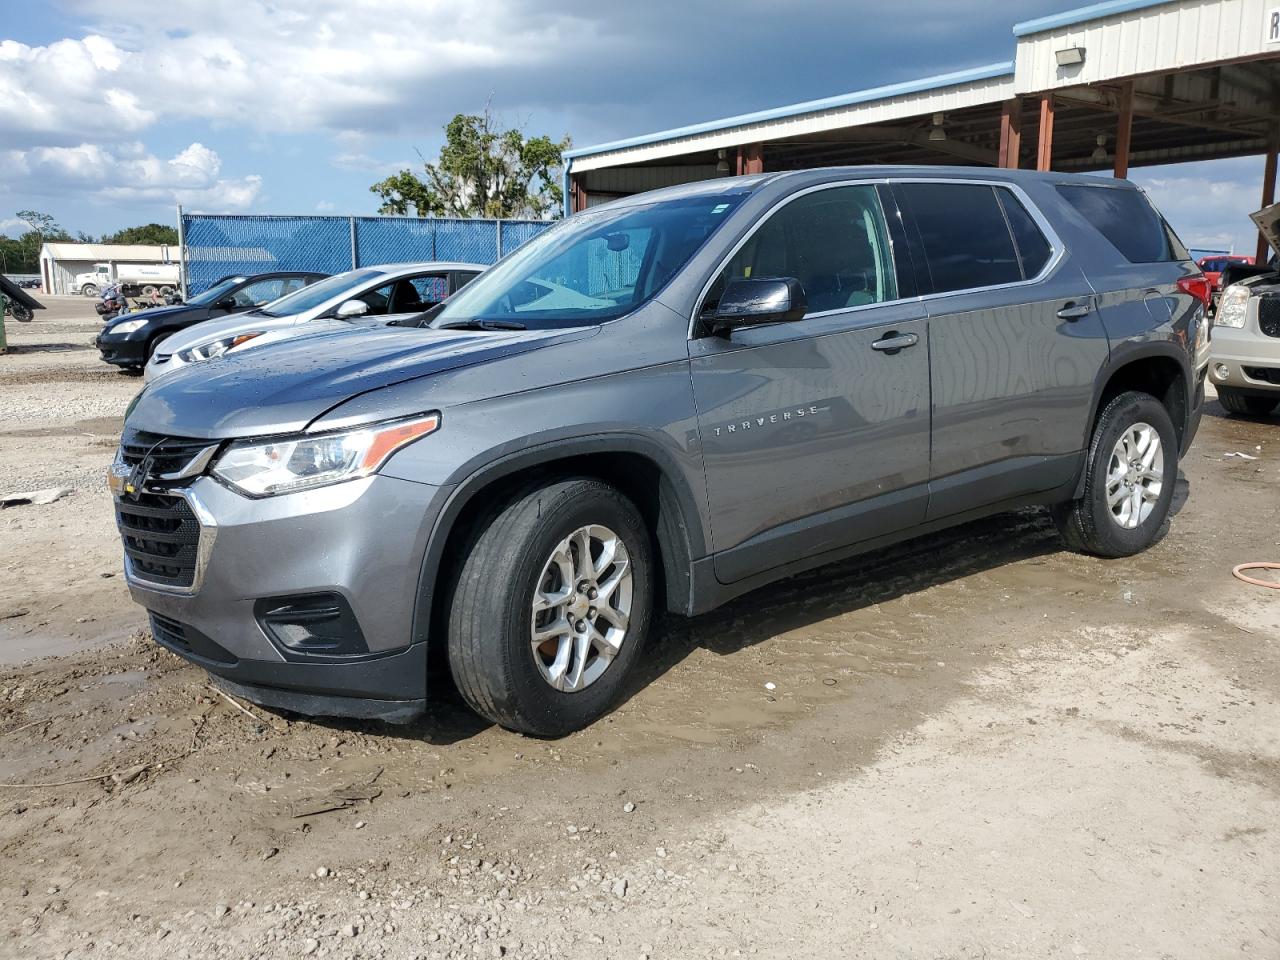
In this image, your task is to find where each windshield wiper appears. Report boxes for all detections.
[436,319,527,331]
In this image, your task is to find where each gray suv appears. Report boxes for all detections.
[112,167,1208,736]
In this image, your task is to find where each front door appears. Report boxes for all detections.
[689,182,931,584]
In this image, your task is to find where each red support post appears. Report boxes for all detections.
[998,98,1022,169]
[743,142,764,175]
[569,175,587,214]
[1036,95,1055,172]
[1114,82,1134,179]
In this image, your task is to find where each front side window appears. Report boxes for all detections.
[704,184,898,316]
[899,182,1022,293]
[255,268,385,317]
[432,194,745,330]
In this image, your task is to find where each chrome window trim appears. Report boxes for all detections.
[118,485,218,598]
[688,176,1065,340]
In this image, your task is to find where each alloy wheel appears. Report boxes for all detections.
[530,524,633,692]
[1106,422,1163,530]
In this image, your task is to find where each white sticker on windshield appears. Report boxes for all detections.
[712,203,730,214]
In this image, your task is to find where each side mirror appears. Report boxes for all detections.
[215,297,237,311]
[709,277,807,334]
[335,299,370,319]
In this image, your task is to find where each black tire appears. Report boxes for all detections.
[1218,386,1279,417]
[447,477,653,737]
[81,284,98,297]
[11,302,32,322]
[1051,391,1178,558]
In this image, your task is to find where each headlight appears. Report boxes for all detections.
[210,413,440,497]
[177,332,264,363]
[1216,285,1250,328]
[110,318,147,334]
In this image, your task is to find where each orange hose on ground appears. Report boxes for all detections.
[1232,562,1280,589]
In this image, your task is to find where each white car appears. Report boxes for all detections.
[145,261,483,382]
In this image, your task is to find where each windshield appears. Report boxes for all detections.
[432,194,746,329]
[188,276,246,306]
[255,268,385,317]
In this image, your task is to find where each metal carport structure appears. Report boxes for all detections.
[564,0,1280,260]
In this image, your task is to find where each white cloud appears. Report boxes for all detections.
[1131,156,1267,256]
[1,141,263,212]
[0,2,585,150]
[314,200,336,211]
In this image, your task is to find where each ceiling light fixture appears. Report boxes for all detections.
[928,113,948,143]
[1091,133,1108,163]
[716,149,731,174]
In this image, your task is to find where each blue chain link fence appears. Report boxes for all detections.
[179,212,553,296]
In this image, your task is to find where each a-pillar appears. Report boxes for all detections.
[1258,126,1278,263]
[1037,95,1055,172]
[998,98,1022,169]
[1113,81,1134,179]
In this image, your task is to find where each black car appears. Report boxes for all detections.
[95,271,327,372]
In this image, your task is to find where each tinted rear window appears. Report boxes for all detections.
[997,189,1052,279]
[899,182,1022,293]
[1056,184,1182,263]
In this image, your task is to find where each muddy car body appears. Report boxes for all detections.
[114,166,1207,735]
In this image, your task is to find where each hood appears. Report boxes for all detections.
[1250,202,1280,261]
[128,322,593,439]
[154,310,294,355]
[109,303,194,327]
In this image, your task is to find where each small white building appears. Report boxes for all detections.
[38,242,178,296]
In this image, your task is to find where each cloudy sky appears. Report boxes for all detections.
[0,0,1268,251]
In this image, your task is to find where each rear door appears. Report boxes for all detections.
[895,179,1109,519]
[689,182,931,584]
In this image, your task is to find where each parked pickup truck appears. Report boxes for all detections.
[74,261,180,297]
[112,167,1208,736]
[1209,201,1280,416]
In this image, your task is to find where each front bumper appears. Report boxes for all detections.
[1209,325,1280,395]
[119,472,450,720]
[96,332,149,368]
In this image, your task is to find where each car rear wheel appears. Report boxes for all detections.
[1217,386,1279,417]
[446,477,653,737]
[1051,390,1178,558]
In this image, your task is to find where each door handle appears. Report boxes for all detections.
[870,332,919,354]
[1056,300,1092,321]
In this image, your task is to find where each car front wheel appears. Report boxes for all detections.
[1052,390,1178,558]
[446,477,653,737]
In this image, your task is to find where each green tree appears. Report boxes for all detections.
[102,223,179,245]
[16,210,63,238]
[370,109,569,220]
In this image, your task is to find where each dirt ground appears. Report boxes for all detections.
[2,299,1279,960]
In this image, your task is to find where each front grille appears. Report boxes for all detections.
[119,429,216,477]
[1243,366,1280,386]
[148,612,237,666]
[1260,295,1280,339]
[116,493,200,588]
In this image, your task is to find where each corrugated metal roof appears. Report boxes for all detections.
[1012,0,1175,36]
[39,242,175,262]
[564,61,1015,162]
